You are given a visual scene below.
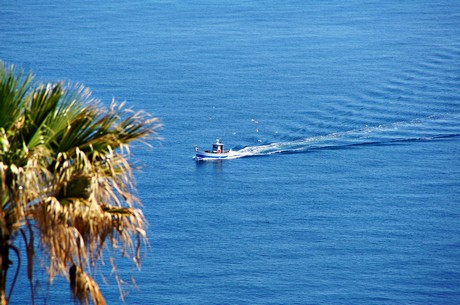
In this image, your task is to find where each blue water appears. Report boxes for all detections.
[1,1,460,304]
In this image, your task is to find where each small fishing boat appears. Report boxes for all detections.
[195,139,230,160]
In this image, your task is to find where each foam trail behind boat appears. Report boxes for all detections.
[227,114,460,159]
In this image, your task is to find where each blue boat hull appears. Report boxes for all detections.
[195,151,230,160]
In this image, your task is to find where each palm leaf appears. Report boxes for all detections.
[0,62,32,131]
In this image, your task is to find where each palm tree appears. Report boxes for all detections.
[0,62,160,305]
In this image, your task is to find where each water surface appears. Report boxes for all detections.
[1,1,460,304]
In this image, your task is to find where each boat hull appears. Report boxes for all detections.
[195,151,230,160]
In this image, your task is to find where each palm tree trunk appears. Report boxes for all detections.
[0,242,9,305]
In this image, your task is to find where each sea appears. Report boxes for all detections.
[1,1,460,304]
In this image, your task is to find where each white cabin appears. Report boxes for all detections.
[211,139,225,153]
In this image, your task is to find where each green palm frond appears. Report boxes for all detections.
[0,62,32,131]
[24,82,64,149]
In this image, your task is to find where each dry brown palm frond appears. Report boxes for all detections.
[31,141,148,291]
[69,264,106,305]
